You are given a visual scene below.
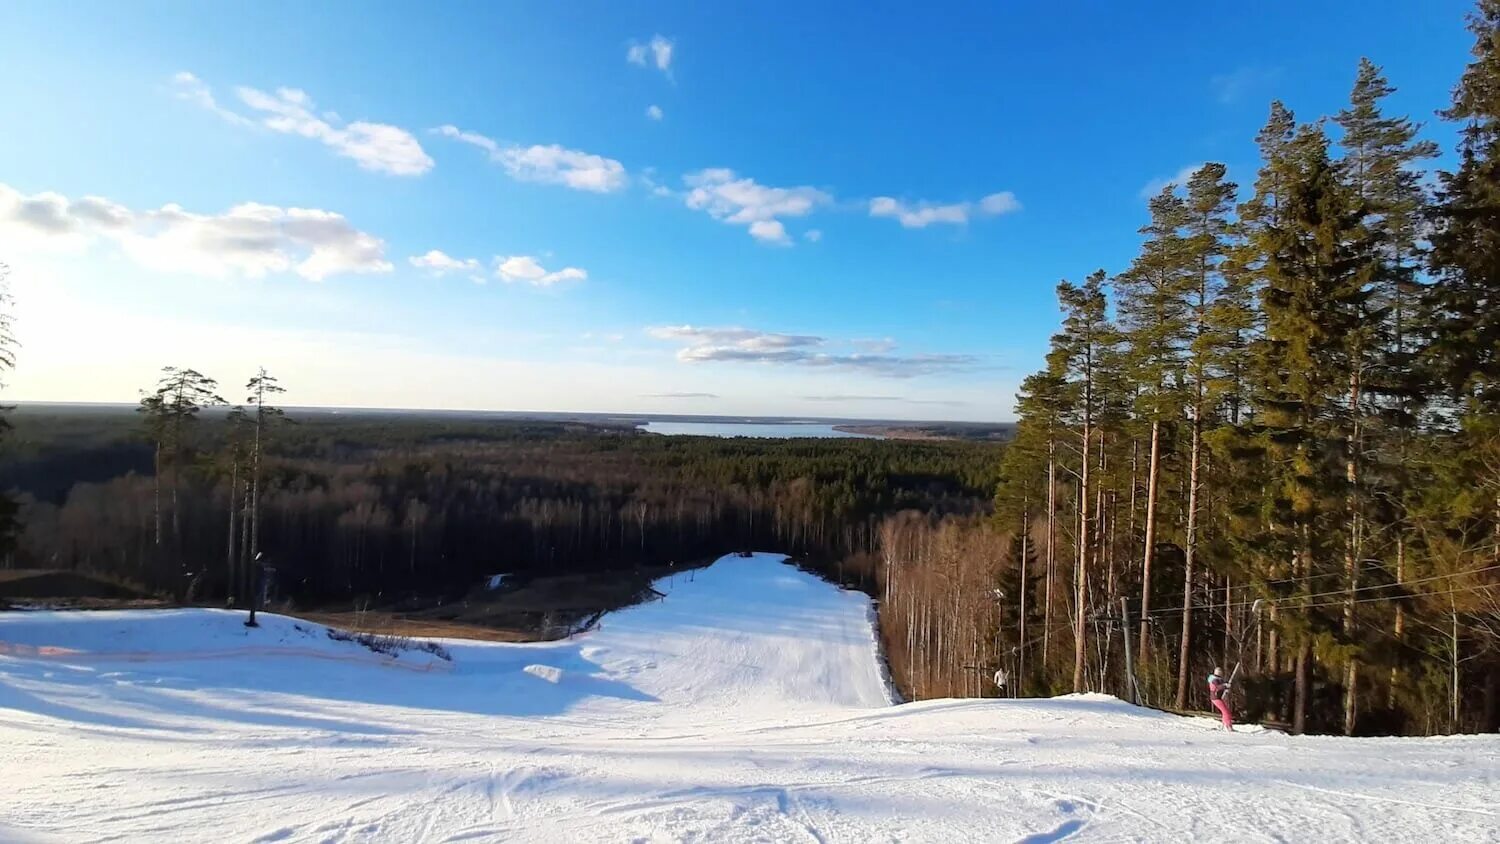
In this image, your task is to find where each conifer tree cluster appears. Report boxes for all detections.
[995,8,1500,734]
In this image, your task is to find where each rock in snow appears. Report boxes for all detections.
[0,553,1495,842]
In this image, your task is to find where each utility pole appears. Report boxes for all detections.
[1121,596,1140,705]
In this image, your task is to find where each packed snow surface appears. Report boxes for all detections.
[1,553,1496,842]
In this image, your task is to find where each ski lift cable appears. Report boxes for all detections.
[1140,572,1500,620]
[1210,553,1483,600]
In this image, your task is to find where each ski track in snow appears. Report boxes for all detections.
[1,553,1496,842]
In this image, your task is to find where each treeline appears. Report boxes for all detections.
[5,398,1001,608]
[905,10,1500,736]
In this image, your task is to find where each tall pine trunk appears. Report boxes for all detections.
[1074,387,1092,693]
[1043,441,1056,668]
[153,441,162,547]
[226,459,238,602]
[1175,410,1202,709]
[1019,494,1030,691]
[1293,524,1313,734]
[1138,419,1161,664]
[251,403,264,560]
[1344,369,1363,736]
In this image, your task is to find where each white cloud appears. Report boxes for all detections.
[649,325,823,351]
[648,325,976,378]
[646,104,664,121]
[747,220,789,245]
[234,84,433,176]
[435,126,628,193]
[495,255,587,287]
[801,394,968,406]
[682,169,830,244]
[0,182,392,281]
[500,144,627,193]
[433,124,501,157]
[627,35,674,77]
[979,191,1022,215]
[409,249,483,281]
[803,229,823,243]
[868,191,1021,229]
[1139,163,1205,198]
[169,72,254,127]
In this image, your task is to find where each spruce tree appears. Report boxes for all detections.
[1428,0,1500,730]
[1249,125,1378,733]
[1336,57,1439,734]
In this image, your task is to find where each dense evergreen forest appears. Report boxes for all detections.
[972,5,1500,737]
[5,2,1500,740]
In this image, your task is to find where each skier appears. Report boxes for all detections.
[1207,666,1233,731]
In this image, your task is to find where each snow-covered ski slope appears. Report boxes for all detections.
[0,553,1495,842]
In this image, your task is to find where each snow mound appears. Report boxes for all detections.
[522,663,564,683]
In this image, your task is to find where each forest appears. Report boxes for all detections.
[969,6,1500,737]
[0,399,1000,616]
[3,2,1500,740]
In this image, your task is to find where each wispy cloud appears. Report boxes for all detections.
[495,255,586,287]
[0,182,391,281]
[646,104,664,121]
[627,35,675,79]
[215,82,434,176]
[682,169,831,245]
[175,72,433,176]
[801,394,968,406]
[169,72,254,127]
[1210,66,1281,105]
[432,124,500,157]
[868,191,1020,229]
[649,325,823,351]
[648,325,977,378]
[434,125,628,193]
[1139,163,1205,198]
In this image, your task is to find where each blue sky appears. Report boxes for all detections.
[0,1,1476,420]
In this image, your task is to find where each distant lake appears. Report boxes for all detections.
[639,421,881,439]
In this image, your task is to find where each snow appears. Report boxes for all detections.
[1,553,1497,842]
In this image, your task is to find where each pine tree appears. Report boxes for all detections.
[997,363,1070,685]
[1052,271,1119,691]
[1175,162,1241,709]
[245,368,287,562]
[139,367,225,552]
[1115,188,1190,672]
[224,405,251,603]
[0,262,18,558]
